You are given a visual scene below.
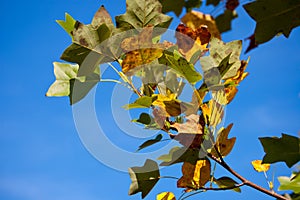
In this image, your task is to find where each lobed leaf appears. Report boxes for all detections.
[244,0,300,45]
[259,133,300,168]
[278,172,300,194]
[128,159,160,199]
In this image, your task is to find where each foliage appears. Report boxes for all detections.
[47,0,300,199]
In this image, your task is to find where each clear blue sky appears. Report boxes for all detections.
[1,0,300,200]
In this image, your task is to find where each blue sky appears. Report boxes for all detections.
[1,0,300,200]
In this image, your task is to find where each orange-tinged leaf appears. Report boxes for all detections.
[211,123,236,157]
[156,192,176,200]
[224,59,249,104]
[120,27,173,74]
[181,11,221,39]
[251,160,270,172]
[177,159,211,190]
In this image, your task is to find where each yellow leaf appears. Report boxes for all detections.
[181,11,221,39]
[201,99,224,127]
[156,192,176,200]
[251,160,270,172]
[177,159,211,190]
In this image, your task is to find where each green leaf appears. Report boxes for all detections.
[159,0,185,17]
[128,159,160,199]
[215,10,238,33]
[123,96,157,110]
[244,0,300,44]
[259,133,300,168]
[158,146,202,166]
[56,13,76,37]
[200,38,242,79]
[115,0,172,30]
[159,51,202,85]
[185,0,202,12]
[159,0,202,16]
[137,134,163,151]
[46,62,100,104]
[206,0,221,6]
[278,172,300,194]
[214,176,241,192]
[133,113,153,125]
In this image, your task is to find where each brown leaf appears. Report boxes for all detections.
[177,159,211,190]
[171,114,204,148]
[211,123,236,157]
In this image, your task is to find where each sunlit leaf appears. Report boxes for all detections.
[128,159,160,199]
[156,191,176,200]
[200,38,242,79]
[251,160,270,172]
[244,0,300,44]
[181,11,220,39]
[137,134,163,151]
[177,159,211,190]
[175,24,210,62]
[91,5,115,31]
[210,123,236,157]
[115,0,172,30]
[214,176,241,192]
[200,99,224,127]
[56,13,76,37]
[123,96,157,110]
[259,133,300,168]
[278,172,300,194]
[159,51,202,85]
[46,62,100,105]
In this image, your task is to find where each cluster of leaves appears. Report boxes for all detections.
[47,0,300,199]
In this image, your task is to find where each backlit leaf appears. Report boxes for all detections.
[46,62,100,104]
[56,13,76,37]
[251,160,270,172]
[214,176,241,192]
[278,172,300,194]
[91,5,115,31]
[158,147,202,166]
[159,51,202,85]
[200,99,224,127]
[137,134,163,151]
[177,159,211,190]
[115,0,172,30]
[200,38,242,79]
[210,123,236,157]
[244,0,300,44]
[156,192,176,200]
[129,159,160,199]
[181,11,221,39]
[259,133,300,168]
[123,96,157,110]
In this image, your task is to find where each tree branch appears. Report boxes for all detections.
[207,153,288,200]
